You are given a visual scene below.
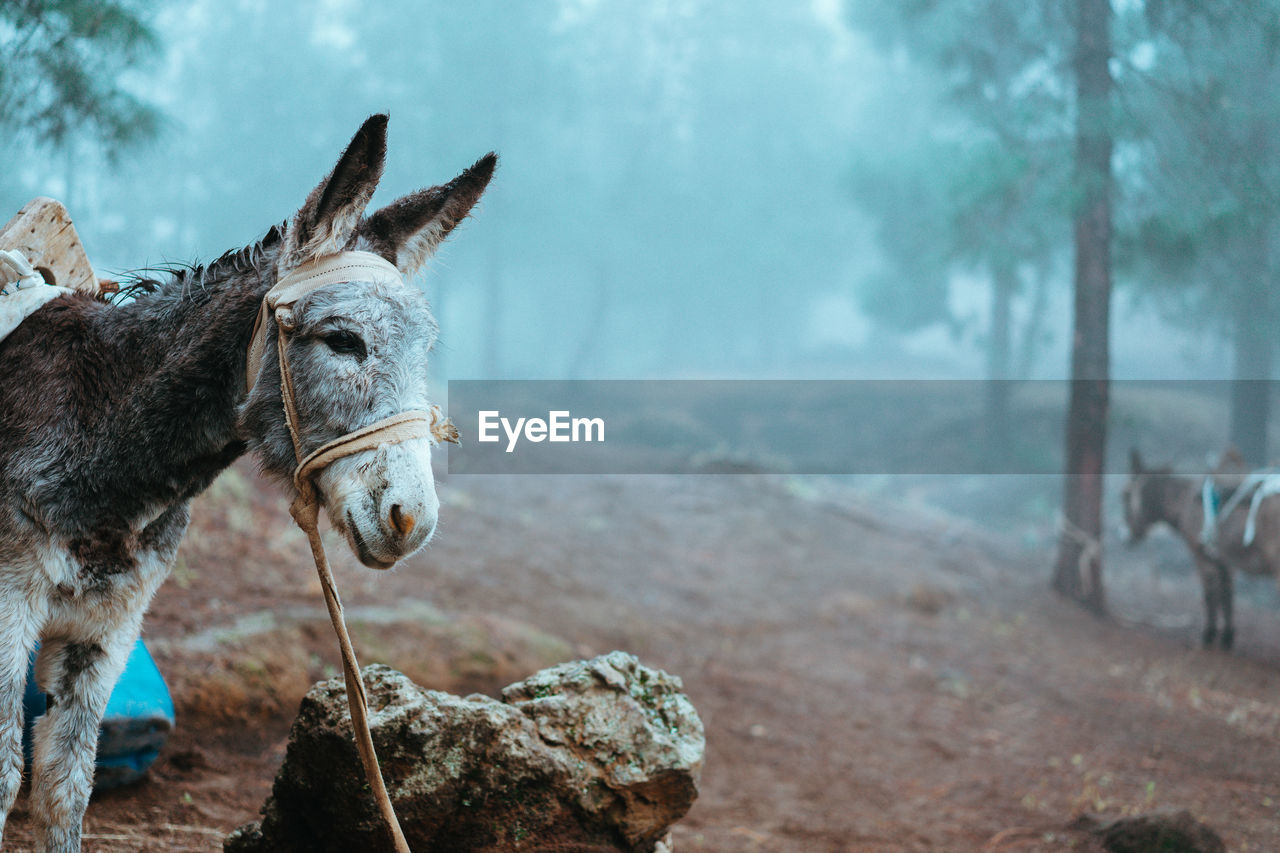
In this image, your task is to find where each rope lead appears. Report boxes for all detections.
[258,251,461,853]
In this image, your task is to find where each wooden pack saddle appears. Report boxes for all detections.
[0,197,105,296]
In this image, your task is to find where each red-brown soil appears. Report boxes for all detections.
[6,466,1279,851]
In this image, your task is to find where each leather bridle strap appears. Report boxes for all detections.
[252,251,458,853]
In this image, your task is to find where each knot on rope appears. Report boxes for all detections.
[289,489,320,529]
[429,405,460,446]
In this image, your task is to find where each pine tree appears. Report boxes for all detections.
[1051,0,1113,613]
[0,0,161,156]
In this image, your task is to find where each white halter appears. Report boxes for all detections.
[245,250,403,395]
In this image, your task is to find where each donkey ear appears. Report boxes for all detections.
[358,152,497,278]
[1130,447,1144,474]
[279,114,388,270]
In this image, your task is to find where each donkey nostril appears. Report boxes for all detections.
[389,504,415,538]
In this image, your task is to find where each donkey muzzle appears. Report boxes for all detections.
[377,482,439,555]
[317,438,439,569]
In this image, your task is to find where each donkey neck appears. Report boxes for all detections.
[0,242,277,538]
[1152,473,1202,542]
[110,262,270,418]
[104,259,275,469]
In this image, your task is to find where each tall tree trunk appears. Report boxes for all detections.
[985,262,1016,465]
[568,264,611,378]
[1228,294,1272,466]
[483,251,503,378]
[64,140,78,212]
[1052,0,1113,614]
[1014,267,1051,380]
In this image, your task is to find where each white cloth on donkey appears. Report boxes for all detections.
[1214,468,1280,548]
[0,249,72,342]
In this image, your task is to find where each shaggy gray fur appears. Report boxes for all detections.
[0,114,493,851]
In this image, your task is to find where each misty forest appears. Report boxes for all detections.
[2,0,1280,850]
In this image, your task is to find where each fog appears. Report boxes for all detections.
[7,4,1280,848]
[2,0,1255,388]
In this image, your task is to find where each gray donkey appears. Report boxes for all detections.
[0,115,494,851]
[1122,448,1280,649]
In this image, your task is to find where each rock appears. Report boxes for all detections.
[1081,810,1226,853]
[225,652,703,853]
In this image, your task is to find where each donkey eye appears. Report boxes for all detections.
[322,330,366,359]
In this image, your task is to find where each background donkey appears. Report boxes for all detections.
[0,115,494,852]
[1122,448,1280,649]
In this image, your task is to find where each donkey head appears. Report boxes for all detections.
[1121,448,1165,545]
[246,114,494,568]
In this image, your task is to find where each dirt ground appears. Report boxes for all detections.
[6,465,1280,852]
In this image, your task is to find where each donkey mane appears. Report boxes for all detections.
[109,223,286,304]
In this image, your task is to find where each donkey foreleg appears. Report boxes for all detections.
[1194,554,1220,648]
[30,617,142,853]
[0,583,45,843]
[1216,563,1235,650]
[30,508,184,852]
